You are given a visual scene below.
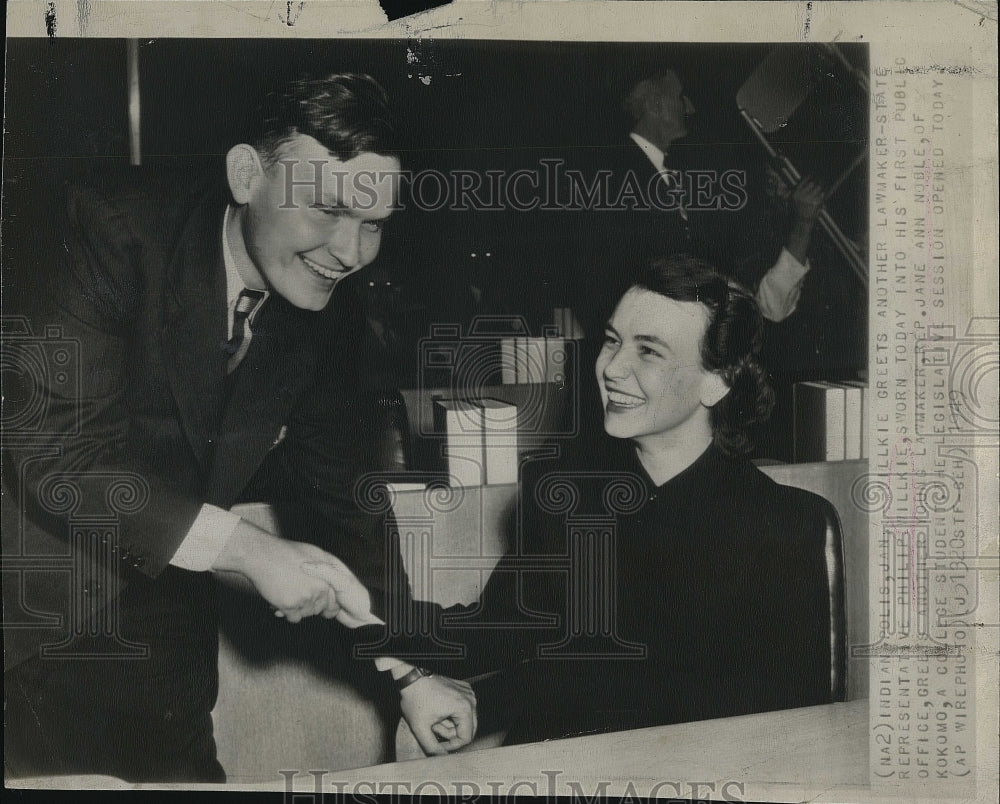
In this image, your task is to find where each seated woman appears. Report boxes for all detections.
[317,254,837,749]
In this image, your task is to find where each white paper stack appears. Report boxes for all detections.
[840,381,869,459]
[553,307,566,336]
[552,307,585,340]
[433,399,484,486]
[478,398,519,485]
[500,338,517,384]
[516,337,547,384]
[793,381,847,462]
[838,382,864,460]
[860,384,869,459]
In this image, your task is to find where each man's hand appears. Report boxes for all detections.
[213,519,350,622]
[786,176,825,263]
[400,675,477,756]
[791,177,824,225]
[300,559,376,628]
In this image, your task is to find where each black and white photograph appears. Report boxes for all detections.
[2,2,996,801]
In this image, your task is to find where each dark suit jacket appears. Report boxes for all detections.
[354,437,834,744]
[2,169,341,670]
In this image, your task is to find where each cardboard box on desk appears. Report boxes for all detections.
[838,381,868,459]
[478,398,519,485]
[403,379,573,474]
[793,380,868,462]
[793,381,846,462]
[431,398,519,487]
[516,337,547,384]
[432,399,484,487]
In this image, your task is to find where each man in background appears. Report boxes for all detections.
[563,69,825,339]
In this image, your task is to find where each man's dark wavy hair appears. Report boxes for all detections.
[630,254,774,454]
[250,73,399,164]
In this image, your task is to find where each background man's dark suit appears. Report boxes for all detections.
[2,168,370,780]
[553,140,682,340]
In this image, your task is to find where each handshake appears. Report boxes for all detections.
[212,517,376,625]
[211,518,478,754]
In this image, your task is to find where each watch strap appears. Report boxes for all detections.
[395,666,433,690]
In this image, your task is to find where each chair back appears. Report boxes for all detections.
[819,496,848,702]
[759,459,866,701]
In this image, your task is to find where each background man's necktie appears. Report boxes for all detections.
[661,156,689,222]
[225,288,265,373]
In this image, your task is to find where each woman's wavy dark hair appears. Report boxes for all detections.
[250,73,399,164]
[630,254,775,454]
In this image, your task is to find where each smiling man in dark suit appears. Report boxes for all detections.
[2,73,474,782]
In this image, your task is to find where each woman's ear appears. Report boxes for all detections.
[226,144,264,205]
[699,371,730,409]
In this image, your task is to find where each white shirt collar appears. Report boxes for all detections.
[221,205,269,335]
[629,132,668,172]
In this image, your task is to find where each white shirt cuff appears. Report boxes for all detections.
[169,504,242,572]
[756,248,810,322]
[375,657,409,675]
[359,614,409,675]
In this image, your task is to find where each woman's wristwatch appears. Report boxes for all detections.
[395,666,434,690]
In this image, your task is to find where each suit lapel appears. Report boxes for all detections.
[625,139,695,255]
[160,188,228,472]
[205,297,318,507]
[622,138,661,185]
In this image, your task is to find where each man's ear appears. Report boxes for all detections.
[699,371,730,409]
[643,90,662,120]
[226,144,264,205]
[651,93,667,119]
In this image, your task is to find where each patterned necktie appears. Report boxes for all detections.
[224,289,265,371]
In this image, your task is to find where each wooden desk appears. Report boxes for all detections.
[8,701,871,798]
[299,700,870,800]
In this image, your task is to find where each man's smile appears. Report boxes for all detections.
[300,254,349,281]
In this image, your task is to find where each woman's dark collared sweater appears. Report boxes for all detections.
[357,435,834,745]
